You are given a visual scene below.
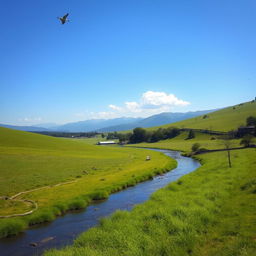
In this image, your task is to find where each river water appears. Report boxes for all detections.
[0,149,200,256]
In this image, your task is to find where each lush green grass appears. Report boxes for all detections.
[0,200,33,216]
[150,100,256,132]
[0,127,176,237]
[128,131,241,153]
[45,148,256,256]
[0,127,173,195]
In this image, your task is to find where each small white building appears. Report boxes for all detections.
[97,141,116,145]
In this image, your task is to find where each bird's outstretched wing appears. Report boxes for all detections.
[63,13,69,19]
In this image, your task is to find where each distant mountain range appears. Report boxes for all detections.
[96,110,217,132]
[0,124,49,132]
[0,109,217,133]
[51,117,143,132]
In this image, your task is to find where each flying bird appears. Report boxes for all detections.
[58,13,69,24]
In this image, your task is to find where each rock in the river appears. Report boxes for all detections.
[29,242,38,247]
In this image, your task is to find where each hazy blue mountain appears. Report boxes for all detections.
[52,117,143,132]
[97,110,217,132]
[0,124,49,132]
[34,123,59,129]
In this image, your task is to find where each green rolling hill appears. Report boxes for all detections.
[155,100,256,132]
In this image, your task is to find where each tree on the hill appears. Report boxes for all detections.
[191,143,200,153]
[130,127,147,143]
[240,135,255,147]
[246,116,256,126]
[165,127,180,139]
[150,128,165,142]
[187,130,195,139]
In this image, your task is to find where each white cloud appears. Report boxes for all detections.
[74,90,190,120]
[142,91,190,107]
[121,91,190,116]
[108,104,122,111]
[125,101,141,112]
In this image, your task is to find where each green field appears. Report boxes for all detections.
[151,100,256,132]
[0,127,176,237]
[45,147,256,256]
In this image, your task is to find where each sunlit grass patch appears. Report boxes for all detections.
[0,199,33,216]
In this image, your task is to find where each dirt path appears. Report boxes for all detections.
[0,180,77,218]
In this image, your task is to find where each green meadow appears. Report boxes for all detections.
[45,147,256,256]
[0,127,176,237]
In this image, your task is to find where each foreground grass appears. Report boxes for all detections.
[0,127,176,237]
[45,147,256,256]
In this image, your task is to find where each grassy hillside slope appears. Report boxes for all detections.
[0,127,176,237]
[154,100,256,132]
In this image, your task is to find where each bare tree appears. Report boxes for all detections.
[221,136,234,168]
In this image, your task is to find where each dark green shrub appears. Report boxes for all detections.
[187,130,195,139]
[28,210,55,225]
[240,135,255,147]
[68,199,87,210]
[90,191,109,200]
[246,116,256,126]
[53,202,68,214]
[177,180,183,185]
[191,143,201,152]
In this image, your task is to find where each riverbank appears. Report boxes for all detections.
[0,149,198,256]
[45,148,256,256]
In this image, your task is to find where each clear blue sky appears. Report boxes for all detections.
[0,0,255,125]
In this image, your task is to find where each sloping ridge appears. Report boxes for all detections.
[154,100,256,132]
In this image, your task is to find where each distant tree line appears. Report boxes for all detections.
[246,116,256,137]
[106,115,256,145]
[107,127,181,144]
[34,131,99,138]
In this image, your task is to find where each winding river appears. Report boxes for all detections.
[0,149,200,256]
